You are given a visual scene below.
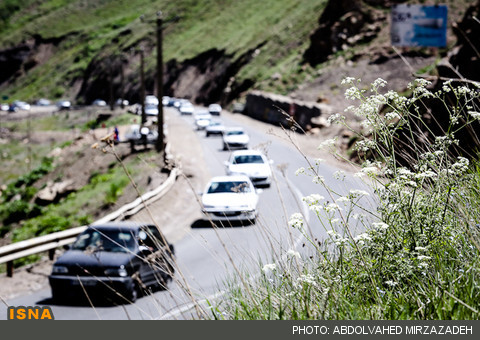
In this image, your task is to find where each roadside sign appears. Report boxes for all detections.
[391,4,448,47]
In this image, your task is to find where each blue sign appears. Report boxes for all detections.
[391,4,448,47]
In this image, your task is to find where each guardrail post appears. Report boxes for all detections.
[7,261,13,277]
[48,249,55,261]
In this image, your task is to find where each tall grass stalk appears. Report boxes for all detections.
[213,77,480,320]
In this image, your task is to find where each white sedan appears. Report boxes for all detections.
[194,111,212,130]
[222,127,249,150]
[224,150,273,187]
[201,175,259,223]
[205,120,225,137]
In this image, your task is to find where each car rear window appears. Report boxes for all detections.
[233,155,263,164]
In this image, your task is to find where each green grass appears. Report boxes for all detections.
[0,139,56,185]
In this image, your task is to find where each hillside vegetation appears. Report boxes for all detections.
[0,0,328,103]
[0,0,471,106]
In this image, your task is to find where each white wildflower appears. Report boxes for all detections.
[361,166,378,176]
[417,255,431,261]
[336,196,350,203]
[415,170,437,180]
[289,213,304,228]
[262,263,277,274]
[341,77,356,85]
[327,113,345,124]
[317,138,336,150]
[372,222,389,230]
[303,194,325,205]
[354,233,372,245]
[385,280,398,287]
[327,230,348,246]
[415,246,427,252]
[385,111,400,121]
[344,105,355,112]
[286,249,301,259]
[325,203,342,213]
[345,86,362,100]
[333,170,345,180]
[295,167,306,176]
[468,111,480,119]
[418,262,429,269]
[354,171,365,178]
[349,189,370,198]
[371,78,387,90]
[297,274,317,286]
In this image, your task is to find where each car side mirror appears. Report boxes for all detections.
[256,188,264,194]
[269,159,274,164]
[139,245,152,256]
[223,161,229,167]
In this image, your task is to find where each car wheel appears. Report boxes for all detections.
[128,283,139,303]
[52,289,66,303]
[206,132,210,137]
[223,143,227,151]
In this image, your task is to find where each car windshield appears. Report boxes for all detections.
[233,155,264,164]
[72,228,136,253]
[207,181,251,193]
[227,130,244,136]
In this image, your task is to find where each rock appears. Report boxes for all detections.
[311,116,331,128]
[35,180,76,205]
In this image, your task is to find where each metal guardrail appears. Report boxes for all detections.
[0,227,87,277]
[0,166,178,277]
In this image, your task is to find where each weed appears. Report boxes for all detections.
[215,77,480,319]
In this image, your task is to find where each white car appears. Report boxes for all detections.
[92,99,107,106]
[124,124,158,145]
[224,150,273,187]
[201,175,259,222]
[205,120,225,137]
[194,112,212,130]
[12,100,31,111]
[145,104,159,116]
[208,103,222,115]
[179,102,194,115]
[222,127,249,150]
[56,100,71,110]
[145,95,159,106]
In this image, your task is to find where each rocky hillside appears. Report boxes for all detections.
[0,0,474,112]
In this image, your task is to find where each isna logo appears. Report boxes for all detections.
[7,306,54,320]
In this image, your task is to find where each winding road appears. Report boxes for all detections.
[0,107,371,319]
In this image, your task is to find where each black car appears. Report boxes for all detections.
[49,222,175,304]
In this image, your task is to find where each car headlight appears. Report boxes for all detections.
[52,265,68,274]
[105,265,128,277]
[203,205,215,209]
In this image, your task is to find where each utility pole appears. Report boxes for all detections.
[109,56,115,111]
[140,48,146,125]
[156,11,165,156]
